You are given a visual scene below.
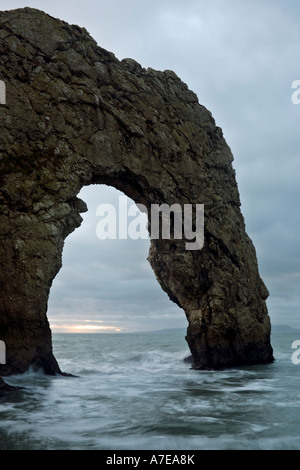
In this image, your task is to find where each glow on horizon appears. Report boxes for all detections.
[50,323,123,333]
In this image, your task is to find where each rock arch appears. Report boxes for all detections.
[0,8,273,376]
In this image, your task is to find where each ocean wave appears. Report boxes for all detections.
[0,333,299,450]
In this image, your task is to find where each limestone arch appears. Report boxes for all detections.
[0,8,273,376]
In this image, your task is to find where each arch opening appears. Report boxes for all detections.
[48,184,187,336]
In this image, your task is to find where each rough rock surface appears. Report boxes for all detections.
[0,7,274,376]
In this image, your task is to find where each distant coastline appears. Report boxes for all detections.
[271,324,300,334]
[143,325,300,335]
[52,325,300,334]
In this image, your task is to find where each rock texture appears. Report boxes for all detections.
[0,7,274,376]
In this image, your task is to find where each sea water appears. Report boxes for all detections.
[0,331,299,450]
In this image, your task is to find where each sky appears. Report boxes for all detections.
[2,0,300,332]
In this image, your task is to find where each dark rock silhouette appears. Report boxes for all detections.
[0,377,22,395]
[0,7,273,376]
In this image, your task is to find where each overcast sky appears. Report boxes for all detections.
[2,0,300,332]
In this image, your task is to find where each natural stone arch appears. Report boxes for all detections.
[0,8,273,376]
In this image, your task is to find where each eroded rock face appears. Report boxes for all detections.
[0,7,273,375]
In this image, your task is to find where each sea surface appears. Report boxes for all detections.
[0,331,300,450]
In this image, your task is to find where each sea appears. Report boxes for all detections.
[0,330,300,451]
